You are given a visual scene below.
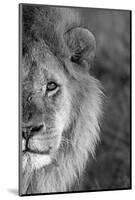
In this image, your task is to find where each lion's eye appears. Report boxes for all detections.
[46,82,58,91]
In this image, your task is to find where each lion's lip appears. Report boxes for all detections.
[23,147,50,155]
[23,135,59,155]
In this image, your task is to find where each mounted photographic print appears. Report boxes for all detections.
[19,3,131,196]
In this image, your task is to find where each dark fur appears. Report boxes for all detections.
[22,6,80,58]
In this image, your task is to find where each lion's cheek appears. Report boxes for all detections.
[55,89,71,135]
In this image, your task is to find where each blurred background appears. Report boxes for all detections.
[77,8,131,190]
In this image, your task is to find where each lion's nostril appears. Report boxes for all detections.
[22,123,45,140]
[27,93,33,103]
[22,129,30,140]
[31,124,44,133]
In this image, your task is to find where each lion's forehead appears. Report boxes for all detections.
[22,50,67,92]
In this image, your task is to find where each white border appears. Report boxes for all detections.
[0,0,134,199]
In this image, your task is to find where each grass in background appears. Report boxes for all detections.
[80,8,131,190]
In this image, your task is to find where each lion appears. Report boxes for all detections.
[20,5,103,195]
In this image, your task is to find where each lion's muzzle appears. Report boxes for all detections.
[22,122,59,155]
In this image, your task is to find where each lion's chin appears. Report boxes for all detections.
[23,152,52,172]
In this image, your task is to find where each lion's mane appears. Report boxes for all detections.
[21,5,103,194]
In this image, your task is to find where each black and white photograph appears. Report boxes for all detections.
[19,3,131,196]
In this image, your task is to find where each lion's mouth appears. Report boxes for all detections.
[23,147,50,155]
[22,132,59,156]
[22,138,56,155]
[22,122,61,157]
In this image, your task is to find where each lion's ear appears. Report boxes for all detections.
[65,27,96,70]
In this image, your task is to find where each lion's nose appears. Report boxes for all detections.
[22,123,45,140]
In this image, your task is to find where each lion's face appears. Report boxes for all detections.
[21,16,97,177]
[22,41,71,170]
